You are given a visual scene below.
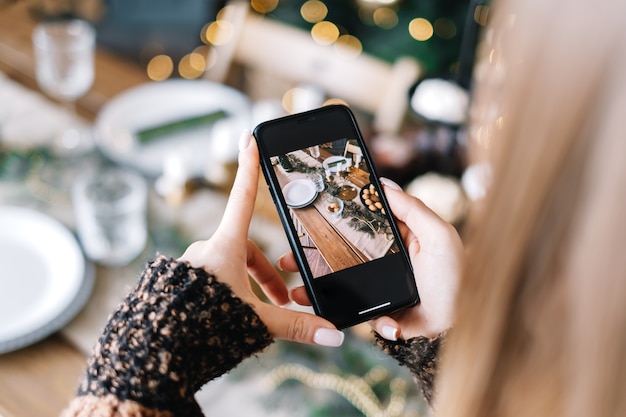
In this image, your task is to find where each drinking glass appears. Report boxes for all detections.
[32,19,95,152]
[309,172,325,192]
[72,167,148,267]
[308,145,321,159]
[337,159,357,200]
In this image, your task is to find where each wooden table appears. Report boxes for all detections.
[0,3,149,417]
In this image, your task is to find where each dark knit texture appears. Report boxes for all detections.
[77,255,273,417]
[374,331,446,405]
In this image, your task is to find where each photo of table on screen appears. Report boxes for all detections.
[272,139,399,279]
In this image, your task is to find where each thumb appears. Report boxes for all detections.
[258,305,344,347]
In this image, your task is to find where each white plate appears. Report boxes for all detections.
[322,155,349,171]
[94,79,251,177]
[0,206,93,354]
[283,179,318,208]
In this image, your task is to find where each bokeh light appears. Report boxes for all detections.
[202,20,234,46]
[311,21,340,45]
[301,0,328,23]
[475,5,490,26]
[408,17,433,41]
[194,45,217,71]
[334,34,363,58]
[323,97,349,107]
[178,52,206,79]
[251,0,279,14]
[282,87,304,113]
[147,54,174,81]
[434,18,457,39]
[359,0,398,4]
[373,7,398,29]
[216,5,233,21]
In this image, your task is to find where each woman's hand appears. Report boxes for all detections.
[282,178,463,341]
[179,131,344,347]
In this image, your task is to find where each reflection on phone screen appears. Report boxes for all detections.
[271,138,399,278]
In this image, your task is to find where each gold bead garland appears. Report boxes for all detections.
[262,363,418,417]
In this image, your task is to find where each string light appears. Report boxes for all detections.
[334,34,363,58]
[147,54,173,81]
[301,0,328,23]
[178,52,206,79]
[323,97,349,107]
[474,5,490,26]
[194,45,217,71]
[282,88,302,113]
[373,7,398,29]
[311,21,340,45]
[251,0,279,14]
[216,5,233,20]
[358,0,399,5]
[357,7,376,26]
[434,17,457,39]
[408,17,433,41]
[202,20,234,46]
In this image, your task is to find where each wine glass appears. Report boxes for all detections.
[337,158,357,200]
[32,19,96,153]
[308,145,321,159]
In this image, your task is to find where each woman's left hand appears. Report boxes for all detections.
[179,131,344,347]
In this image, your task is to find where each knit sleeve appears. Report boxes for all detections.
[373,331,446,406]
[61,255,274,417]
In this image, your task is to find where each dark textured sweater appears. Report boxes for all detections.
[61,256,442,416]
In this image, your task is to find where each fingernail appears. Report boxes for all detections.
[238,129,251,151]
[380,177,402,191]
[314,328,344,347]
[382,325,399,341]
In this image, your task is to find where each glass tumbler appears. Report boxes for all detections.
[32,19,95,104]
[72,168,148,266]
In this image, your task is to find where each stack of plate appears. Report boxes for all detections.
[0,206,93,354]
[283,179,318,208]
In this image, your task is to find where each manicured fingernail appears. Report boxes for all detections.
[238,129,251,151]
[314,328,344,347]
[380,177,402,191]
[382,325,399,341]
[276,258,285,271]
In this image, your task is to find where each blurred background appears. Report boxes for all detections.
[0,0,488,416]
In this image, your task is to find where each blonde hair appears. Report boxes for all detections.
[435,0,626,416]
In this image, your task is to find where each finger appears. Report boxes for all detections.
[395,219,416,248]
[277,251,298,273]
[383,184,451,238]
[289,285,312,306]
[257,304,344,346]
[215,131,259,241]
[246,240,290,306]
[369,316,401,341]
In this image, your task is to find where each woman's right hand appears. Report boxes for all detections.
[283,178,463,341]
[368,178,463,340]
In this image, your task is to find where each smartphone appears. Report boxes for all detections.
[253,105,418,329]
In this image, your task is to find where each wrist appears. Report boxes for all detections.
[78,255,273,415]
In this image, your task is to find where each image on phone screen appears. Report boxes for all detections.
[271,138,399,279]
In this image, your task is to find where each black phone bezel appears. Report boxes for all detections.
[253,105,419,328]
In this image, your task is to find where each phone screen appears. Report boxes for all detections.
[254,105,418,328]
